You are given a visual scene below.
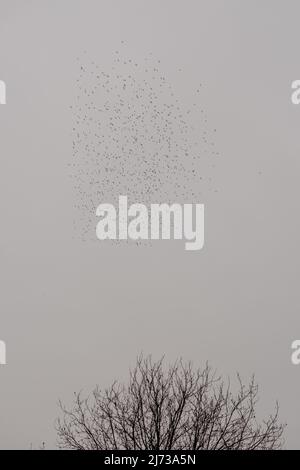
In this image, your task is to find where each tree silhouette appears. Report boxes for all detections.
[57,355,284,450]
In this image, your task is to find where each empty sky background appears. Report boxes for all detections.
[0,0,300,449]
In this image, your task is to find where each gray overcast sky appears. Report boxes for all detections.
[0,0,300,449]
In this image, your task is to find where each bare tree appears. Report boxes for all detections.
[57,355,285,450]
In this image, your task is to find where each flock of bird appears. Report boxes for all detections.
[69,47,219,242]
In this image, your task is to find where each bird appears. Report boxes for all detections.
[69,45,219,242]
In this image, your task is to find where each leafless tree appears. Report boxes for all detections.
[57,355,285,450]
